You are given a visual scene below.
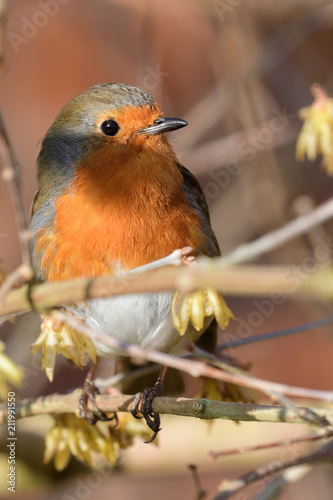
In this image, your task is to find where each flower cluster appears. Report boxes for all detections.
[44,412,154,470]
[172,287,234,335]
[296,83,333,175]
[31,314,96,382]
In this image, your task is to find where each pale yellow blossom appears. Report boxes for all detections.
[0,340,23,400]
[31,315,96,382]
[44,414,118,470]
[110,412,157,448]
[44,412,154,471]
[172,288,234,336]
[296,83,333,175]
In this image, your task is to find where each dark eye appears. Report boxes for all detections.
[100,119,120,136]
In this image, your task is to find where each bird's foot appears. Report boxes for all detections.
[79,372,117,425]
[131,377,163,443]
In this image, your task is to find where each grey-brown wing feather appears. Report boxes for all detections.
[177,163,220,257]
[178,163,220,350]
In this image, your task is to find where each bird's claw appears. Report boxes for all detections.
[130,379,163,443]
[79,377,117,425]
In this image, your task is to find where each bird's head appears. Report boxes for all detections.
[49,83,187,146]
[36,83,187,207]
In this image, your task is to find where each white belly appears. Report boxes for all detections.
[71,292,205,358]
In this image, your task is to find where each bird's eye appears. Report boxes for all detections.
[100,119,120,136]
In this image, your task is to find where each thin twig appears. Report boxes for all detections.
[190,344,329,427]
[212,441,333,500]
[188,464,207,500]
[219,196,333,267]
[0,112,34,273]
[0,0,6,69]
[43,311,333,403]
[180,82,230,151]
[95,363,160,390]
[210,429,333,459]
[180,119,298,174]
[218,315,333,350]
[252,465,311,500]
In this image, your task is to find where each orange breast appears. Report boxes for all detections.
[35,139,207,281]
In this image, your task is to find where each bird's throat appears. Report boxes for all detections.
[35,145,205,280]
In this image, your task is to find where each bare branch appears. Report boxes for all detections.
[210,429,333,459]
[0,112,34,275]
[2,262,333,320]
[218,315,333,351]
[180,119,298,175]
[219,196,333,267]
[252,465,312,500]
[190,344,329,427]
[188,464,207,500]
[41,311,333,403]
[212,441,333,500]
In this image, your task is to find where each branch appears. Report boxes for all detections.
[212,441,333,500]
[252,465,311,500]
[218,315,333,350]
[188,464,207,500]
[1,393,332,425]
[219,196,333,267]
[2,262,333,320]
[189,344,329,428]
[180,118,298,174]
[210,429,333,458]
[0,112,33,273]
[38,311,333,403]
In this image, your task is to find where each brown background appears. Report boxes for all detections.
[1,0,333,499]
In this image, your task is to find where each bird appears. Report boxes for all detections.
[30,83,233,440]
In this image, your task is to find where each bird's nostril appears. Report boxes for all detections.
[153,118,164,125]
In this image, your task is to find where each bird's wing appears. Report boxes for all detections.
[177,163,220,257]
[30,189,40,217]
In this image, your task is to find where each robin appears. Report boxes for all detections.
[30,83,233,440]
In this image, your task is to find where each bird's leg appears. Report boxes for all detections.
[131,365,167,443]
[79,361,117,425]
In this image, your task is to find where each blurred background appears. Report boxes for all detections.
[1,0,333,498]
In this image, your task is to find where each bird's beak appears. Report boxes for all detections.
[138,117,188,136]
